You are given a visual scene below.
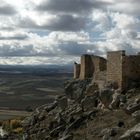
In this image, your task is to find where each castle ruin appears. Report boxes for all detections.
[74,50,140,90]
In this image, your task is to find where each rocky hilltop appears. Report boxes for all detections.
[21,79,140,140]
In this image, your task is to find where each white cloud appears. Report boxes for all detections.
[111,12,140,30]
[91,10,111,31]
[0,0,139,65]
[0,56,79,65]
[109,0,140,16]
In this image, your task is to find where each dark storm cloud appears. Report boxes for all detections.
[36,0,111,14]
[18,17,37,29]
[19,15,86,31]
[31,0,112,32]
[0,4,17,15]
[43,15,86,31]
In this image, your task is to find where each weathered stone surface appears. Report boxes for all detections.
[57,96,68,110]
[120,123,140,140]
[81,93,98,111]
[125,101,140,114]
[105,81,119,89]
[50,125,65,138]
[74,50,140,91]
[22,115,38,127]
[64,115,87,135]
[44,101,57,112]
[99,127,119,140]
[79,54,94,80]
[99,88,114,108]
[74,62,80,79]
[132,110,140,120]
[85,83,99,95]
[109,89,126,109]
[64,79,91,100]
[109,91,121,109]
[126,88,137,98]
[59,134,73,140]
[21,67,140,140]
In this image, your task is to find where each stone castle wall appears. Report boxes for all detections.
[107,50,140,90]
[74,50,140,90]
[78,55,107,80]
[74,62,80,79]
[80,55,94,79]
[122,55,140,89]
[107,51,125,89]
[91,56,106,73]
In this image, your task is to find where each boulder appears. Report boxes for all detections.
[125,101,140,114]
[120,123,140,140]
[81,93,99,111]
[22,115,38,127]
[59,134,73,140]
[105,81,118,89]
[85,83,99,96]
[50,125,66,138]
[109,89,126,109]
[64,115,87,135]
[99,127,119,140]
[132,110,140,120]
[126,88,137,99]
[99,88,114,108]
[64,79,91,101]
[44,101,57,112]
[57,96,68,110]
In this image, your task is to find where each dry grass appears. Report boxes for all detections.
[2,118,23,134]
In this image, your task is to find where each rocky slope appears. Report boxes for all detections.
[22,79,140,140]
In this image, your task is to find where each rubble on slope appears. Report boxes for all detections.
[21,79,140,140]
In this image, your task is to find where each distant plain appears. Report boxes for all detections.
[0,66,72,120]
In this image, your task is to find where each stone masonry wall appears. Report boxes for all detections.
[107,51,140,90]
[79,55,94,79]
[107,50,125,89]
[91,56,106,73]
[74,50,140,91]
[91,56,107,87]
[79,55,107,80]
[74,62,80,79]
[99,58,107,71]
[122,55,140,89]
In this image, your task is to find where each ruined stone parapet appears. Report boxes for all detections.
[79,54,107,80]
[90,55,106,73]
[74,62,80,79]
[79,54,94,79]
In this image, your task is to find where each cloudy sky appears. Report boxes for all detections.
[0,0,140,65]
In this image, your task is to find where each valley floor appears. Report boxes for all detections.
[0,109,31,120]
